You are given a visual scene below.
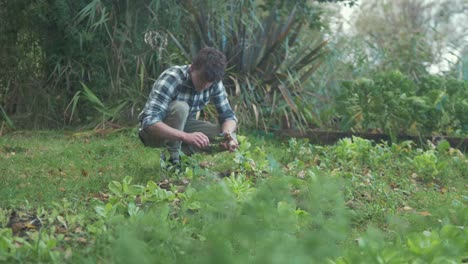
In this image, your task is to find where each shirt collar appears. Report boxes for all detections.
[180,65,195,90]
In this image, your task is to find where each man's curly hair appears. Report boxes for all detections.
[191,47,227,83]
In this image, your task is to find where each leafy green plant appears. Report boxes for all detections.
[66,82,127,128]
[94,176,177,219]
[337,71,417,138]
[334,137,373,166]
[412,150,442,181]
[418,76,468,135]
[337,71,468,137]
[223,174,256,202]
[286,138,313,162]
[0,228,29,261]
[334,223,468,263]
[26,228,64,262]
[232,135,269,176]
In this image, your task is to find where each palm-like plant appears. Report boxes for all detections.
[165,0,331,130]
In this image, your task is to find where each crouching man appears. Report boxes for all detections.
[138,47,239,166]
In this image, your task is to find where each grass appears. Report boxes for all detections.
[0,130,467,263]
[0,130,158,208]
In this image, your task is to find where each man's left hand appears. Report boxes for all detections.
[220,132,239,152]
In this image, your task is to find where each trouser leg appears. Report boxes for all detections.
[139,101,189,160]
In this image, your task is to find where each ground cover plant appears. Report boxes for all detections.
[0,130,466,263]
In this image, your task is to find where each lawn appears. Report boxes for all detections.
[0,130,467,263]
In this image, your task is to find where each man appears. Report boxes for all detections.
[138,47,239,166]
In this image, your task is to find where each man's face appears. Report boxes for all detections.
[190,68,213,92]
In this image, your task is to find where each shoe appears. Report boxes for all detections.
[160,152,181,171]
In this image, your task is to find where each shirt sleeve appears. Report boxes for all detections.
[139,69,180,129]
[211,82,238,124]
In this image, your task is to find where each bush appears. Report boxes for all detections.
[336,71,468,137]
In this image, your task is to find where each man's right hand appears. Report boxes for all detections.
[183,132,210,149]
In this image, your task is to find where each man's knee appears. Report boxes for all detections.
[168,101,189,120]
[138,101,189,149]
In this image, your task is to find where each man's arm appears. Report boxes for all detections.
[146,121,211,149]
[222,119,237,135]
[210,82,238,151]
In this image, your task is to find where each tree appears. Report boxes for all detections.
[348,0,468,78]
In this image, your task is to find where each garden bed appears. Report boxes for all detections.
[277,129,468,151]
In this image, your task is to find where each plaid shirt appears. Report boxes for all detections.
[138,65,237,129]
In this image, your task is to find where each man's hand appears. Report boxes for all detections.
[220,132,239,152]
[183,132,210,149]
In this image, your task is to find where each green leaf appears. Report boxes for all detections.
[407,231,441,255]
[127,202,140,217]
[56,215,68,230]
[80,82,112,118]
[124,185,143,196]
[188,201,202,210]
[108,181,122,196]
[0,105,14,128]
[436,140,450,153]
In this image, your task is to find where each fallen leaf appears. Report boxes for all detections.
[24,222,37,230]
[92,192,109,202]
[57,215,68,230]
[297,170,305,179]
[418,211,432,216]
[199,161,213,168]
[56,226,68,234]
[403,206,413,211]
[77,237,87,243]
[10,223,25,234]
[14,242,24,248]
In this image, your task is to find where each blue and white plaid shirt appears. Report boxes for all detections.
[138,65,237,129]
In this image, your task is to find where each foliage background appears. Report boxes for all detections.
[0,0,467,136]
